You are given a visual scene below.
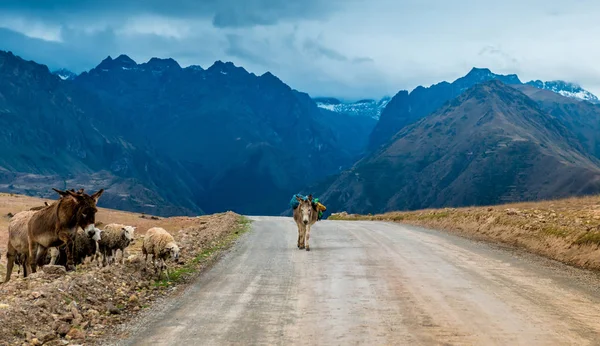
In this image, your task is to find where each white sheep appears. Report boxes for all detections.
[97,223,136,266]
[142,227,180,279]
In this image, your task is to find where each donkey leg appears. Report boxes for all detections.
[297,226,303,249]
[58,230,75,271]
[4,249,16,283]
[305,224,312,251]
[299,225,306,249]
[35,245,47,268]
[27,236,36,275]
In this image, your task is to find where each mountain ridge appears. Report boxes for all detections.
[321,80,600,214]
[369,67,599,151]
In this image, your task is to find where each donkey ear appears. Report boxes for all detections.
[307,194,313,202]
[67,190,82,198]
[296,196,303,202]
[52,188,68,197]
[91,189,104,203]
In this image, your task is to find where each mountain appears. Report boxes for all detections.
[370,68,600,152]
[0,51,203,216]
[314,97,390,119]
[314,108,377,160]
[368,68,522,150]
[52,68,77,80]
[525,80,599,103]
[321,80,600,214]
[72,55,359,215]
[513,84,600,159]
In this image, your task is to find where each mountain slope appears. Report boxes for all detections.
[513,84,600,159]
[371,68,600,152]
[73,56,357,214]
[314,108,377,159]
[369,68,522,150]
[0,51,203,216]
[322,80,600,214]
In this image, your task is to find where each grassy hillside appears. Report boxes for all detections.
[330,194,600,271]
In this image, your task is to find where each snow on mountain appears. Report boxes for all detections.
[52,68,77,81]
[314,97,390,119]
[526,80,599,103]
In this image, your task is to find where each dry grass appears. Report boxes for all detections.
[330,195,600,271]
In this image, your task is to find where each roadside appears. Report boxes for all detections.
[329,194,600,271]
[110,217,600,345]
[0,193,250,345]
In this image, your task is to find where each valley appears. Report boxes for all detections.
[2,50,600,218]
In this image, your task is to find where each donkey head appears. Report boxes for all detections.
[53,188,104,233]
[296,195,314,225]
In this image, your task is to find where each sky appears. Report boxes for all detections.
[1,0,600,100]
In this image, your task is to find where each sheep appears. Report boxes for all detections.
[50,226,102,267]
[142,227,180,279]
[97,223,136,266]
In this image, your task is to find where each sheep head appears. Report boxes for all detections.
[165,243,180,263]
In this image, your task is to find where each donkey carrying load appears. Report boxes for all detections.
[291,194,325,251]
[26,188,104,273]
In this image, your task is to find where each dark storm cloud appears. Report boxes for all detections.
[2,0,600,99]
[0,0,344,27]
[0,27,116,72]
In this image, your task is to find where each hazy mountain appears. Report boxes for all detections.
[52,68,77,81]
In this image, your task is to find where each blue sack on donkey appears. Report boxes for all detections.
[289,194,306,209]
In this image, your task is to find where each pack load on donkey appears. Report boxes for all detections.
[289,194,327,220]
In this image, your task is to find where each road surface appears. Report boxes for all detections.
[120,217,600,345]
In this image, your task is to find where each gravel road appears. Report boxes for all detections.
[120,216,600,345]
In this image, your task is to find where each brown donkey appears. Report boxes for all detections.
[27,188,104,273]
[293,195,319,251]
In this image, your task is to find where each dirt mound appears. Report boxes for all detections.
[0,211,244,345]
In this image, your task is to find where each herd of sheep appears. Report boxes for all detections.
[1,188,181,284]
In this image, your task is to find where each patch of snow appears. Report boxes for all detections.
[57,74,70,80]
[316,97,390,119]
[316,103,336,111]
[220,71,227,75]
[527,79,599,103]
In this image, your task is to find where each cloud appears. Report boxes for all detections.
[1,0,600,99]
[0,0,347,27]
[225,34,276,67]
[303,39,348,61]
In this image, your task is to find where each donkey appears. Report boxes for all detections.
[26,188,104,273]
[293,195,319,251]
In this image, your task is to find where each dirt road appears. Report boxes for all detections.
[119,217,600,345]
